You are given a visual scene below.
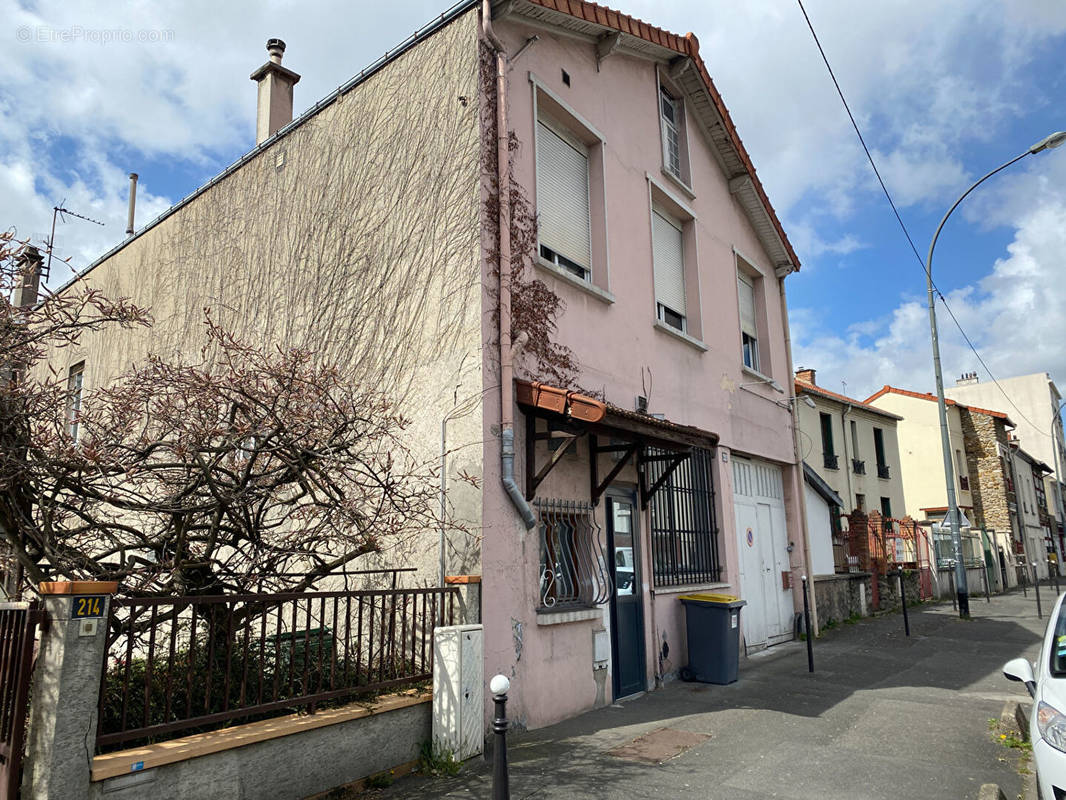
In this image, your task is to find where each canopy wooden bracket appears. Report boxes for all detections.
[639,450,690,510]
[525,413,580,500]
[589,435,638,506]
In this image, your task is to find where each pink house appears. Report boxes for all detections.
[479,0,808,729]
[46,0,810,738]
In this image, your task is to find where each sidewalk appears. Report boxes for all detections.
[370,589,1050,800]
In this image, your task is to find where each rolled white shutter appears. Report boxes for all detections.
[738,273,757,338]
[652,209,685,316]
[536,121,591,269]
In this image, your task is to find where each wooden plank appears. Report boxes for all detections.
[91,691,431,782]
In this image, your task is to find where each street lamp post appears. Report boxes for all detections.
[926,130,1066,619]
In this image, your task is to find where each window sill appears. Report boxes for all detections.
[660,167,695,200]
[535,606,603,626]
[741,365,780,389]
[653,320,708,352]
[535,257,615,304]
[651,581,731,596]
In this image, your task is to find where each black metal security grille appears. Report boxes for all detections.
[647,447,720,587]
[535,499,612,610]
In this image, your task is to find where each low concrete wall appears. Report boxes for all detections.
[813,573,872,625]
[934,566,991,601]
[89,698,430,800]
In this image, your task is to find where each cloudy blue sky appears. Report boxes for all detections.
[3,0,1066,408]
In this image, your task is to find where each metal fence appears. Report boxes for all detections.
[0,601,42,800]
[96,587,458,749]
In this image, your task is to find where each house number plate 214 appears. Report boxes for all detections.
[72,595,105,618]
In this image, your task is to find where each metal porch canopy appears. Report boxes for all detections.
[515,380,718,509]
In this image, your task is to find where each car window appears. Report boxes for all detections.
[1051,606,1066,678]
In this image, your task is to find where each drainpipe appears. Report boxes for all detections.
[484,0,535,530]
[780,277,818,635]
[840,402,854,508]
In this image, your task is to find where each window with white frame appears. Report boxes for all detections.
[651,207,686,332]
[536,115,592,281]
[67,361,84,443]
[737,272,760,371]
[659,85,682,180]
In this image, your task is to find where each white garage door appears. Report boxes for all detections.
[733,457,793,649]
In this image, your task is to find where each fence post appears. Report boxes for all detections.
[490,674,511,800]
[22,582,116,800]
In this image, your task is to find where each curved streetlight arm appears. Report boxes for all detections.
[926,146,1032,618]
[925,150,1030,284]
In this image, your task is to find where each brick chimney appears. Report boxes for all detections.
[795,367,816,386]
[14,246,42,308]
[250,38,301,145]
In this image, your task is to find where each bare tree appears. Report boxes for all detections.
[1,234,438,596]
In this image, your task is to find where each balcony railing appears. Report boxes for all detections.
[877,464,891,479]
[852,458,866,475]
[823,453,839,470]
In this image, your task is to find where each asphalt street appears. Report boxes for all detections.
[369,587,1050,800]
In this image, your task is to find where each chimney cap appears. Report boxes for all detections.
[267,38,286,53]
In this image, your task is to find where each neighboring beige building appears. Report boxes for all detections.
[795,369,906,520]
[865,385,1026,583]
[865,386,980,523]
[947,371,1066,566]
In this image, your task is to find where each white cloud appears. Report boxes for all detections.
[791,198,1066,401]
[0,0,445,281]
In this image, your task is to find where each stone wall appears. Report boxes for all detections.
[959,409,1013,532]
[813,573,872,624]
[876,569,922,610]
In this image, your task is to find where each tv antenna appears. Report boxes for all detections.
[46,203,104,279]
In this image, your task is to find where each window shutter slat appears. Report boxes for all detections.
[738,274,757,337]
[536,122,591,269]
[652,210,685,316]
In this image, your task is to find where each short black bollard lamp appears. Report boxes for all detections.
[801,576,814,673]
[1033,562,1043,620]
[897,568,910,637]
[490,674,511,800]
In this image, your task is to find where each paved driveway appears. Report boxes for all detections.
[373,589,1048,800]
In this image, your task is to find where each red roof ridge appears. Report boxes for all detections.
[864,385,1012,422]
[524,0,799,270]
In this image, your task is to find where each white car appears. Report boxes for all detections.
[1004,592,1066,800]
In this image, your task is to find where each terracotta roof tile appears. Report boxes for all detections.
[795,380,902,420]
[523,0,799,269]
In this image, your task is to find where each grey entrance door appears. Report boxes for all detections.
[607,490,646,699]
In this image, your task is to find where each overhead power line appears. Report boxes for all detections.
[795,0,1050,436]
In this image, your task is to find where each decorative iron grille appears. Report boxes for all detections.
[647,447,720,587]
[535,499,612,610]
